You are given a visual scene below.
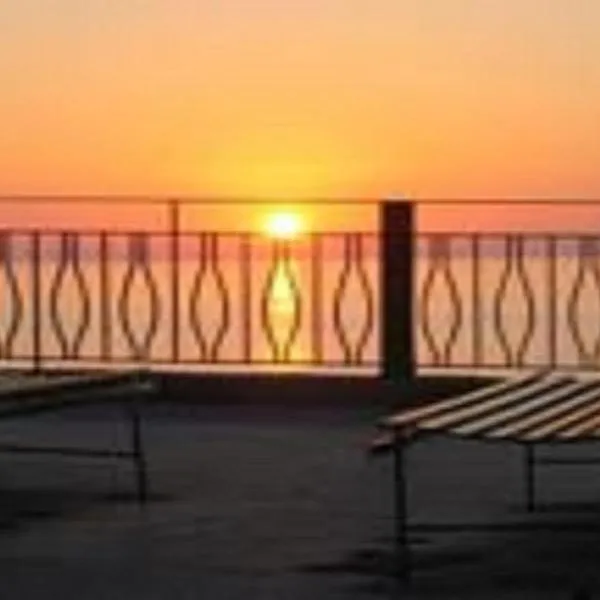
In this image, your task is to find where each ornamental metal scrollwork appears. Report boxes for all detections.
[188,233,230,362]
[567,237,600,366]
[332,234,374,365]
[419,235,462,366]
[48,233,91,359]
[493,235,536,367]
[118,233,160,361]
[261,240,302,362]
[0,233,23,358]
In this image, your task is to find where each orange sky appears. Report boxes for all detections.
[1,0,599,203]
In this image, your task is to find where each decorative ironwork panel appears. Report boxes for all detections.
[48,233,91,359]
[567,237,600,367]
[0,233,23,358]
[260,239,302,362]
[118,233,160,361]
[492,235,536,367]
[188,233,230,362]
[419,235,463,366]
[332,234,374,365]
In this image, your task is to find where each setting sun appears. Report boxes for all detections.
[265,212,304,239]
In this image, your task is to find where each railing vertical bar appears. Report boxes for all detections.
[547,235,557,368]
[472,234,482,367]
[99,231,111,362]
[30,231,42,371]
[169,200,180,363]
[241,233,252,363]
[311,233,323,365]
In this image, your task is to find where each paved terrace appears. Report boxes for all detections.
[0,376,599,599]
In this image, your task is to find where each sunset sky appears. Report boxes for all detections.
[1,0,599,202]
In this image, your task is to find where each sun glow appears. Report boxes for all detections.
[265,212,304,239]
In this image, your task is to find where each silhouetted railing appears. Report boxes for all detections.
[0,198,381,372]
[413,199,600,372]
[416,231,600,371]
[2,197,600,377]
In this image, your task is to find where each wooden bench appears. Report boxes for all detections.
[372,371,600,581]
[0,370,156,503]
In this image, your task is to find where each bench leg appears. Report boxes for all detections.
[131,403,148,504]
[524,444,536,512]
[393,433,411,581]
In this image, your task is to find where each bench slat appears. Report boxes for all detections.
[451,380,595,437]
[520,393,600,441]
[380,373,600,444]
[420,375,567,431]
[383,372,548,429]
[549,405,600,440]
[487,387,600,441]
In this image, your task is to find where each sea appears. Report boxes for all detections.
[1,236,600,376]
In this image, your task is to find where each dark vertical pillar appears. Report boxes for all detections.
[380,200,415,383]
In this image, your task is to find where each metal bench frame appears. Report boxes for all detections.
[0,370,156,504]
[375,372,600,582]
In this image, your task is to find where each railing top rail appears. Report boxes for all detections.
[0,227,380,236]
[404,198,600,205]
[0,195,382,205]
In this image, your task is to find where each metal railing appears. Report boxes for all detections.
[2,197,600,377]
[0,198,382,372]
[416,231,600,371]
[413,199,600,373]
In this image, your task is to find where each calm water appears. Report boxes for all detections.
[1,250,600,373]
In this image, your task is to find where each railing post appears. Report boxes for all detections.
[380,199,415,383]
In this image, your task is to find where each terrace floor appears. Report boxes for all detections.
[0,378,599,599]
